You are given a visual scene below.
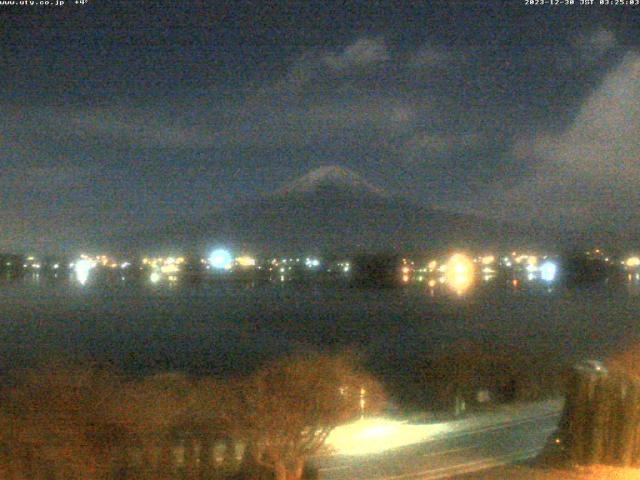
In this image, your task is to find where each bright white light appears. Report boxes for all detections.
[150,272,161,283]
[305,257,320,268]
[540,261,557,282]
[325,417,450,456]
[209,249,233,270]
[74,259,95,285]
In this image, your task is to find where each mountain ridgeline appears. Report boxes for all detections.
[149,166,549,255]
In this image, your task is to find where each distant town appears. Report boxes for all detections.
[1,247,639,293]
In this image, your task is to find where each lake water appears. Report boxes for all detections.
[1,275,639,383]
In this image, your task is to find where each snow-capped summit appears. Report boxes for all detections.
[275,165,387,197]
[143,165,546,255]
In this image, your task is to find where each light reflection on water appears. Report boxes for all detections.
[444,253,475,296]
[0,273,639,377]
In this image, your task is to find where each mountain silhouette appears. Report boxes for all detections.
[139,166,548,255]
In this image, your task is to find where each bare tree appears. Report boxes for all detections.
[183,377,235,478]
[114,372,198,479]
[227,353,385,480]
[0,355,383,480]
[0,363,125,480]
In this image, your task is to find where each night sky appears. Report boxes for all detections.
[1,1,639,253]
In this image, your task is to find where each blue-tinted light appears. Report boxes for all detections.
[540,261,557,282]
[209,248,233,270]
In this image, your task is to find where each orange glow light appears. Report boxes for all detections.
[445,253,474,295]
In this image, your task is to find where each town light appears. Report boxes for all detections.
[540,261,557,282]
[481,255,495,265]
[626,256,640,268]
[160,264,180,274]
[445,253,474,295]
[208,248,233,270]
[236,255,256,267]
[305,257,320,268]
[74,259,95,285]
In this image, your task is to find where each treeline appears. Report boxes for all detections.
[0,344,567,479]
[0,354,384,480]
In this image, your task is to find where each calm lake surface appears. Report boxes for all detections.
[1,276,639,379]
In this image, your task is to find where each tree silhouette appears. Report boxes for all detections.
[0,363,126,480]
[227,353,385,480]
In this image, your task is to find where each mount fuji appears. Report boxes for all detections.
[274,165,388,197]
[143,165,548,255]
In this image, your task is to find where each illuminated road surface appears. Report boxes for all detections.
[315,398,563,479]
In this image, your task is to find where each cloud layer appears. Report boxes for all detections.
[0,25,636,250]
[463,52,640,235]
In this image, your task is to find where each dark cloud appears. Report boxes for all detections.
[0,2,639,252]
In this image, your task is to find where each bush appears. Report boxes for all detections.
[0,353,381,480]
[398,341,565,412]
